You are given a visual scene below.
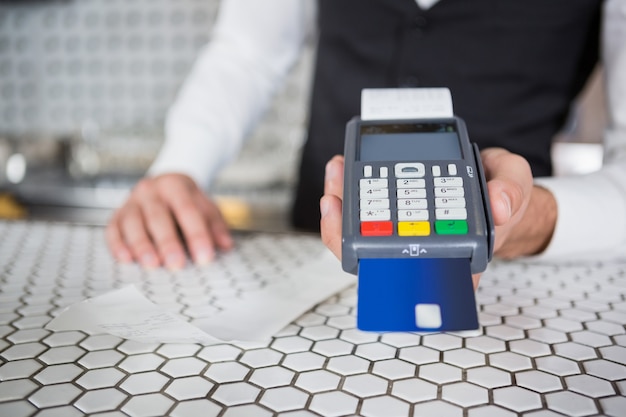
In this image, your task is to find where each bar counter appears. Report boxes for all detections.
[0,219,625,416]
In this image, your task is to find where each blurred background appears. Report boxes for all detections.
[0,0,604,230]
[0,0,314,230]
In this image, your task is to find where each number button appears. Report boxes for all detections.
[434,187,464,197]
[397,179,425,188]
[435,208,467,220]
[398,199,427,209]
[435,197,466,208]
[434,177,463,187]
[398,210,429,221]
[360,188,388,199]
[361,199,390,209]
[360,209,391,221]
[397,188,426,198]
[360,178,388,189]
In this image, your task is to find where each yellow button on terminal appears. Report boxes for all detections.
[398,221,431,236]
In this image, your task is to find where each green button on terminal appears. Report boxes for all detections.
[435,220,468,235]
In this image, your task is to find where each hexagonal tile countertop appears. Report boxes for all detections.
[0,220,625,417]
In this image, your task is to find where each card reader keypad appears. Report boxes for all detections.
[360,163,468,236]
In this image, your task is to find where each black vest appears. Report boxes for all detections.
[291,0,602,231]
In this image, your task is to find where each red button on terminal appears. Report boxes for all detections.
[361,221,393,236]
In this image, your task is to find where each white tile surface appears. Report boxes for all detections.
[536,355,581,376]
[221,404,274,417]
[76,368,125,389]
[466,366,512,389]
[211,382,260,407]
[299,325,340,341]
[544,391,598,417]
[342,374,389,397]
[295,370,341,393]
[281,351,326,372]
[584,359,626,381]
[39,345,86,365]
[74,388,127,414]
[156,343,201,359]
[467,404,516,417]
[419,363,462,384]
[119,371,169,395]
[493,386,542,412]
[565,374,615,398]
[553,342,597,361]
[34,363,83,384]
[271,336,314,354]
[204,362,250,383]
[29,383,82,408]
[464,335,506,354]
[122,393,174,417]
[0,379,39,401]
[0,220,625,417]
[441,382,488,407]
[354,342,396,361]
[312,339,354,357]
[421,333,463,350]
[259,386,309,412]
[0,358,43,380]
[391,378,437,403]
[515,370,563,393]
[413,400,463,417]
[117,353,166,373]
[0,401,36,417]
[309,392,358,417]
[326,355,370,376]
[160,357,207,378]
[371,359,416,380]
[78,350,124,369]
[249,366,295,388]
[80,334,122,351]
[360,396,410,417]
[397,345,440,365]
[489,352,533,372]
[508,339,551,358]
[169,399,222,417]
[197,345,242,363]
[443,348,486,368]
[239,348,284,368]
[600,396,626,417]
[165,376,214,401]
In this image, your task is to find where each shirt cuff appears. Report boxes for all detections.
[532,172,626,262]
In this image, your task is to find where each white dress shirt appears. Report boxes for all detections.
[148,0,626,262]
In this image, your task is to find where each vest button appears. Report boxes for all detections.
[399,76,420,87]
[413,16,428,28]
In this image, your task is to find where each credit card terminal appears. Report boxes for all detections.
[341,88,494,332]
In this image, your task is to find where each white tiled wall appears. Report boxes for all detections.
[0,0,313,188]
[0,0,218,135]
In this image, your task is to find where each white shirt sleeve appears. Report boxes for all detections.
[534,0,626,262]
[148,0,312,190]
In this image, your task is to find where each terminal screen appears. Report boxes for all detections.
[359,122,462,162]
